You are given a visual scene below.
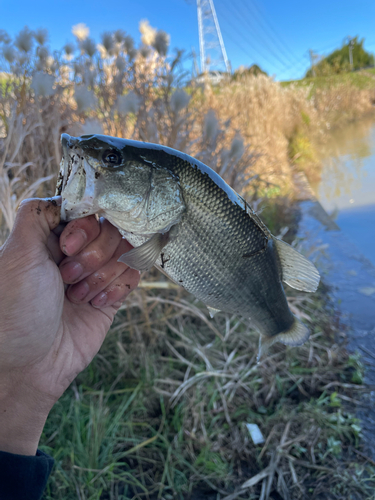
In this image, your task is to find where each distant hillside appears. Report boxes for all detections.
[232,64,267,80]
[306,37,375,77]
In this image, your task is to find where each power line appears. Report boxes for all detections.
[241,0,298,63]
[221,20,309,80]
[219,24,287,72]
[214,2,293,71]
[216,0,296,69]
[313,40,342,53]
[218,23,280,70]
[186,0,316,80]
[243,0,302,66]
[215,0,310,79]
[276,55,311,79]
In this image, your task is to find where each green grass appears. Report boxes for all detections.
[279,68,375,186]
[40,276,375,499]
[281,68,375,94]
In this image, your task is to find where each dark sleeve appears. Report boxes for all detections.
[0,448,54,500]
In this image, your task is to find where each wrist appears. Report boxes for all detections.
[0,379,53,456]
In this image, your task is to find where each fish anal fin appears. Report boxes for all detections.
[274,237,320,292]
[207,306,221,318]
[118,232,169,271]
[257,317,310,361]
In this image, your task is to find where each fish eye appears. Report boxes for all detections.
[102,149,122,166]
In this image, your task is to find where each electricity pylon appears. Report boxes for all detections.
[197,0,230,74]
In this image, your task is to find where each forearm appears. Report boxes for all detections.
[0,383,52,456]
[0,389,54,500]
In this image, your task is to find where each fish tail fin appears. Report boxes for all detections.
[257,317,310,361]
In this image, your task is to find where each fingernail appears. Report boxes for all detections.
[60,261,83,283]
[69,281,90,302]
[91,292,107,308]
[63,230,87,256]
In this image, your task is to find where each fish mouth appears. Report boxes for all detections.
[57,133,100,221]
[56,134,78,194]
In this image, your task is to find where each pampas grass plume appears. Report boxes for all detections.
[72,23,89,42]
[30,72,55,97]
[170,89,190,114]
[74,86,97,113]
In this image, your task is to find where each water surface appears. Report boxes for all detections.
[312,116,375,265]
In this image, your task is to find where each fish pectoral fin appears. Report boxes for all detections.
[257,317,310,361]
[118,232,169,271]
[207,306,221,318]
[274,237,320,292]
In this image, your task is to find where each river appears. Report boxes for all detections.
[300,117,375,458]
[311,116,375,265]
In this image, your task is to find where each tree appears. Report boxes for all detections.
[306,37,375,77]
[232,64,268,80]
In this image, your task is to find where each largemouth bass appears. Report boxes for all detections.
[57,133,320,353]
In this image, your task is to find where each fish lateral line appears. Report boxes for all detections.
[242,235,268,258]
[160,252,170,269]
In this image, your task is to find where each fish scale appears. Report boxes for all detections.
[58,134,320,352]
[126,151,295,337]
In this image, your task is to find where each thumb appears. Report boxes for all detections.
[9,197,62,251]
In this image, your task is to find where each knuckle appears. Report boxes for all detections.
[89,248,107,267]
[87,272,104,287]
[19,198,33,209]
[120,273,138,292]
[84,215,100,232]
[88,270,110,287]
[107,280,125,297]
[18,197,39,212]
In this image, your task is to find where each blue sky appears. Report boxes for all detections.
[0,0,374,81]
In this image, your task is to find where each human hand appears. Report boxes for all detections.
[0,198,139,455]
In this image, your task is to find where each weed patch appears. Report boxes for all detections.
[40,282,375,499]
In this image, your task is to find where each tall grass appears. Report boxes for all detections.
[205,73,375,190]
[40,284,375,499]
[1,25,375,239]
[0,23,257,239]
[1,23,375,499]
[200,75,319,194]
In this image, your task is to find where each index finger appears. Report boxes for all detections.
[60,215,101,256]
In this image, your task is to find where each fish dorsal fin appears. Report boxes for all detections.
[274,237,320,292]
[207,306,221,318]
[118,232,169,271]
[243,199,272,238]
